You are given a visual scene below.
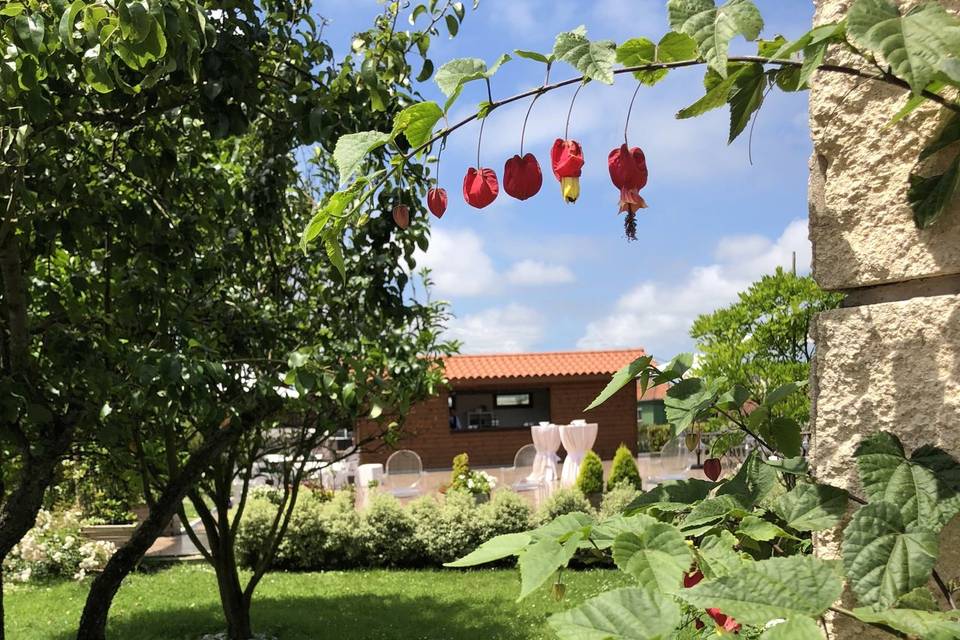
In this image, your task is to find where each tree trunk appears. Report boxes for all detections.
[1,568,5,640]
[214,544,252,640]
[76,418,244,640]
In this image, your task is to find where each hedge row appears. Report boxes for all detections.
[236,483,641,571]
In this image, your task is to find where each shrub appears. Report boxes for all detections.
[3,509,114,582]
[599,481,642,519]
[363,493,418,567]
[450,452,471,489]
[478,490,532,540]
[575,451,604,495]
[606,444,642,492]
[536,487,592,525]
[638,423,671,452]
[411,490,484,564]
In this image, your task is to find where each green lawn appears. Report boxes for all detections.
[5,565,631,639]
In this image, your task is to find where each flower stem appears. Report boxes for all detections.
[624,83,642,146]
[564,81,586,140]
[476,117,485,168]
[520,65,552,156]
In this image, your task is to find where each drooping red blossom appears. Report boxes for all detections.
[608,144,648,240]
[704,458,722,481]
[392,204,409,229]
[503,153,543,201]
[427,188,448,218]
[550,138,584,203]
[462,167,499,209]
[707,608,741,634]
[683,569,704,589]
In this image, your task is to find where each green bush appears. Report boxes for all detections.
[450,452,471,489]
[575,451,604,496]
[599,481,642,519]
[478,489,532,540]
[638,423,671,453]
[536,487,592,525]
[363,492,418,567]
[411,490,484,564]
[606,444,642,492]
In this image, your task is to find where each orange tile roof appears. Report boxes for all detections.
[444,348,648,381]
[638,383,670,402]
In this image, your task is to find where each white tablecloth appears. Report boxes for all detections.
[356,463,384,508]
[559,422,598,487]
[529,424,561,485]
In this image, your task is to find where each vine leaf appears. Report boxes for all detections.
[515,49,552,64]
[678,556,843,626]
[677,64,748,119]
[391,101,443,148]
[616,32,698,86]
[841,500,938,608]
[517,531,582,600]
[434,55,510,111]
[910,112,960,230]
[772,482,848,532]
[758,617,824,640]
[667,0,763,77]
[548,587,681,640]
[444,532,531,567]
[611,523,692,593]
[851,607,960,639]
[333,131,391,186]
[847,0,960,96]
[585,355,652,411]
[553,26,617,85]
[728,62,765,143]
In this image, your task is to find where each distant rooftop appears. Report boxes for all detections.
[444,348,648,381]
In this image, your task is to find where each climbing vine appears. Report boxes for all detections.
[303,0,960,275]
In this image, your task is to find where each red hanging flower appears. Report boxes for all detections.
[703,458,722,481]
[462,167,499,209]
[503,153,542,201]
[608,144,648,241]
[706,608,741,634]
[550,139,584,203]
[427,188,448,218]
[392,204,409,229]
[683,570,704,589]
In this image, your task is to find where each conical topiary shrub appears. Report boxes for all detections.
[607,443,642,492]
[576,451,604,508]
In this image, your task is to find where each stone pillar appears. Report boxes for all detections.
[808,0,960,633]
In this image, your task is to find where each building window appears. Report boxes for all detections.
[495,392,531,407]
[450,389,549,430]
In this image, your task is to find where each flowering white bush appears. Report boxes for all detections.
[2,509,115,582]
[455,469,497,495]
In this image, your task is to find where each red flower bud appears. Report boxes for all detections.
[503,153,542,201]
[427,188,448,218]
[703,458,722,481]
[609,143,648,240]
[392,204,409,229]
[551,139,584,203]
[683,570,704,588]
[462,167,499,209]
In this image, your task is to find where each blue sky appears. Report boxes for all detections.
[319,1,816,361]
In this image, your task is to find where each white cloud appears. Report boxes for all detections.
[577,219,811,355]
[506,259,575,286]
[446,304,545,353]
[413,228,497,297]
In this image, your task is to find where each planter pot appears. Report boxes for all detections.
[81,524,137,547]
[586,492,603,511]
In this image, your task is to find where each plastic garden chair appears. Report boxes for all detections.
[384,450,423,498]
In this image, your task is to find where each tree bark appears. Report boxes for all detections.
[214,540,252,640]
[76,417,245,640]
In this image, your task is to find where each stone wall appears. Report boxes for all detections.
[809,1,960,633]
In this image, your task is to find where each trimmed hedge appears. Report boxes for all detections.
[575,451,604,496]
[237,487,534,571]
[607,444,642,492]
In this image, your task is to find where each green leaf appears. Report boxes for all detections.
[851,608,960,640]
[760,456,809,476]
[772,482,848,532]
[716,450,780,508]
[736,515,794,542]
[515,49,551,64]
[728,62,765,143]
[697,530,745,579]
[676,66,746,118]
[444,13,458,37]
[770,417,802,458]
[680,495,748,534]
[333,131,391,186]
[628,478,716,511]
[764,381,806,407]
[391,101,442,149]
[612,523,692,593]
[590,513,657,550]
[585,355,652,412]
[323,231,346,281]
[847,0,960,95]
[759,617,824,640]
[841,500,939,608]
[616,33,698,86]
[667,0,764,76]
[679,556,843,626]
[444,532,531,567]
[82,47,114,93]
[909,156,960,229]
[548,587,681,640]
[518,531,582,600]
[59,1,85,54]
[118,0,152,43]
[0,3,26,17]
[434,57,486,96]
[895,586,940,611]
[553,27,617,84]
[415,59,434,82]
[14,13,45,56]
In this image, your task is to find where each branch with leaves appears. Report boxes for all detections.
[303,0,960,274]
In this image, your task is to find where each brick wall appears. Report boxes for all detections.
[358,376,638,469]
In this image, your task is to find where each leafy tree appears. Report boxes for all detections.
[690,268,843,426]
[607,444,642,492]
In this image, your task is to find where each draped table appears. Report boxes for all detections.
[528,423,561,487]
[559,421,598,487]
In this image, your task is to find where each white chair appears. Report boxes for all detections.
[384,450,423,498]
[507,444,540,491]
[647,436,695,485]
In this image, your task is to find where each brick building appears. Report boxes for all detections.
[358,348,644,469]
